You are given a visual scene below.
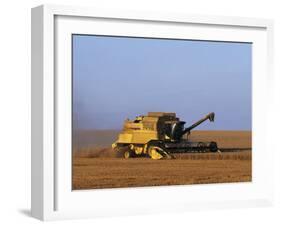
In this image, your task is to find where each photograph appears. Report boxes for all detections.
[72,34,252,190]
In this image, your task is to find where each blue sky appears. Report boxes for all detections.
[73,35,252,130]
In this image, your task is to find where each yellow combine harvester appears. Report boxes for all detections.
[112,112,218,160]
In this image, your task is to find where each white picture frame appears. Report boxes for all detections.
[31,4,274,221]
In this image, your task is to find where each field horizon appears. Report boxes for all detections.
[73,129,252,149]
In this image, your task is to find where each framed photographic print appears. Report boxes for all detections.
[31,4,274,221]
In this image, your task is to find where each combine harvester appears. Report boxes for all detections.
[112,112,218,159]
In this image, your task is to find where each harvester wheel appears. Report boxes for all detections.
[148,145,172,160]
[124,150,134,159]
[114,146,136,158]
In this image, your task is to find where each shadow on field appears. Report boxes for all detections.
[18,209,31,218]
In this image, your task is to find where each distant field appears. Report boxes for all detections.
[72,130,251,190]
[73,129,251,150]
[73,130,118,149]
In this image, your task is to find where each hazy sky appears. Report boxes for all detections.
[73,35,252,130]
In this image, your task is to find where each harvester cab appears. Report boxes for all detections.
[164,112,215,141]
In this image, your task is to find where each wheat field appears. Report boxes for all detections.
[72,130,251,190]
